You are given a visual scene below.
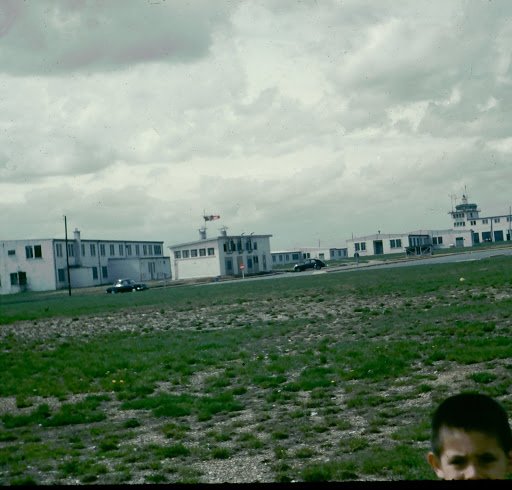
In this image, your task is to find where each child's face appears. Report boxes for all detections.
[428,427,512,480]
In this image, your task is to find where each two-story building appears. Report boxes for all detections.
[169,229,272,280]
[0,229,171,295]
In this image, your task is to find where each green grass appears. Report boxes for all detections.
[0,255,511,483]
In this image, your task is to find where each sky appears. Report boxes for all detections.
[1,0,511,251]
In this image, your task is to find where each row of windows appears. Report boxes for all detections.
[272,253,301,263]
[57,266,108,282]
[390,239,402,249]
[55,242,162,258]
[174,248,215,259]
[354,242,366,251]
[455,217,510,226]
[432,236,444,245]
[222,239,259,254]
[5,246,43,259]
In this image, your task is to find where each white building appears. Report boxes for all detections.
[272,247,347,266]
[346,229,474,258]
[169,229,273,280]
[449,195,512,243]
[345,195,511,258]
[0,229,171,295]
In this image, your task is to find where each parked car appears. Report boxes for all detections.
[293,258,327,272]
[106,278,148,294]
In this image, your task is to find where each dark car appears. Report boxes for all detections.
[106,278,148,294]
[293,258,327,272]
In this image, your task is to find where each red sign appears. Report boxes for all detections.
[239,264,245,270]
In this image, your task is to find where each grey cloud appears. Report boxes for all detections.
[0,0,235,75]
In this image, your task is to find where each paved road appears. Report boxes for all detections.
[201,247,512,286]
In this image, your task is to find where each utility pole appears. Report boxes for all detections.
[64,215,71,296]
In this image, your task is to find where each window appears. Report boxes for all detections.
[90,244,96,256]
[279,255,283,262]
[34,245,42,258]
[10,273,18,285]
[67,243,75,257]
[119,244,124,256]
[56,243,63,257]
[126,244,132,256]
[226,258,233,270]
[482,219,488,224]
[199,248,206,256]
[92,267,98,280]
[135,244,140,255]
[182,250,189,258]
[247,258,253,268]
[360,242,366,251]
[292,253,299,260]
[81,244,86,256]
[191,249,198,257]
[25,246,33,259]
[174,251,182,259]
[100,244,106,256]
[102,266,108,279]
[208,248,215,256]
[355,243,360,251]
[143,245,147,256]
[154,245,162,255]
[109,244,115,255]
[58,268,66,282]
[8,249,15,256]
[253,241,258,250]
[148,245,153,255]
[494,218,500,223]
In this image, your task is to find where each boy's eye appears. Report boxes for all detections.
[448,457,467,467]
[479,453,497,465]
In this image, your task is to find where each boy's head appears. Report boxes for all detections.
[427,393,512,480]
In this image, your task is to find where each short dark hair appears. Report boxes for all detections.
[431,393,512,456]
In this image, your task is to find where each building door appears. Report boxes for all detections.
[373,240,384,255]
[494,230,504,242]
[473,232,480,244]
[455,237,464,247]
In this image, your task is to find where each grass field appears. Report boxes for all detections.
[1,256,511,483]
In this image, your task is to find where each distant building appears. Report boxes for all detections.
[345,195,511,258]
[272,246,347,266]
[449,194,512,243]
[169,228,273,280]
[0,229,171,295]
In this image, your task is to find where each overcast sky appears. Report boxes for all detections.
[1,0,511,251]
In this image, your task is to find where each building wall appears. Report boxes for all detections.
[0,240,57,294]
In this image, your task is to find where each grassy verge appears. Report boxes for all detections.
[0,256,511,483]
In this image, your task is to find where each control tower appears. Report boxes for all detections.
[448,193,481,227]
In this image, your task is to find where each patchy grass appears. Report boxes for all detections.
[0,256,512,483]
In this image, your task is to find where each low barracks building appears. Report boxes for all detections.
[0,229,171,295]
[169,229,273,280]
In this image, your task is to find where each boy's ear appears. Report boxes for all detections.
[427,452,444,479]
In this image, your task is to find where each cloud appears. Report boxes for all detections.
[1,0,511,251]
[0,0,235,75]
